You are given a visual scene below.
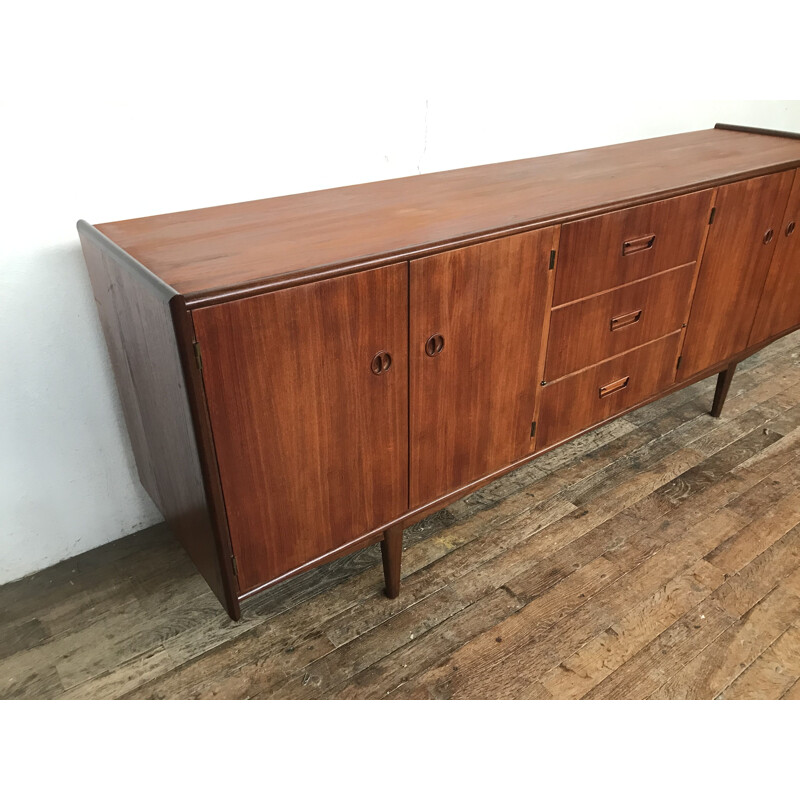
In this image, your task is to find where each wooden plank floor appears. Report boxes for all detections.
[3,331,800,700]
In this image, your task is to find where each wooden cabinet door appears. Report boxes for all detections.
[409,229,554,509]
[678,171,794,380]
[193,264,408,594]
[749,169,800,346]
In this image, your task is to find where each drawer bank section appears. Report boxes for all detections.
[80,125,800,618]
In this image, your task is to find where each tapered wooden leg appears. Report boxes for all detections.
[380,525,403,599]
[711,362,737,418]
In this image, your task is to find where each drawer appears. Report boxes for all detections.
[544,263,695,381]
[536,331,682,451]
[553,189,713,305]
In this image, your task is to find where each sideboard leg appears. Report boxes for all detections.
[711,362,737,418]
[381,525,404,599]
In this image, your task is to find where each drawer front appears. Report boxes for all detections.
[553,189,713,305]
[545,263,695,381]
[536,332,682,451]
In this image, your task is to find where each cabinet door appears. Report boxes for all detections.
[749,169,800,346]
[193,264,408,594]
[678,171,794,380]
[409,229,554,509]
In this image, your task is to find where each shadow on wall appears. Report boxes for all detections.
[0,239,162,585]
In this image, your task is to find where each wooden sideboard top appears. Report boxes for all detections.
[90,125,800,306]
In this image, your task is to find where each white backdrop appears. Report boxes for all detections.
[2,0,799,584]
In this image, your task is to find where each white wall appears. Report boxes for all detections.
[2,0,799,584]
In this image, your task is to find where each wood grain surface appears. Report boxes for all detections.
[545,263,695,381]
[92,129,800,303]
[78,227,237,616]
[409,230,554,507]
[537,332,682,451]
[678,170,795,380]
[3,330,800,699]
[749,169,800,345]
[192,264,409,593]
[553,190,713,305]
[77,126,800,621]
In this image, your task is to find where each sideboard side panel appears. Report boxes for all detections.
[78,226,237,617]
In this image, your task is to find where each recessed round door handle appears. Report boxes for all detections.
[370,351,392,375]
[763,228,774,244]
[425,333,445,357]
[787,221,796,237]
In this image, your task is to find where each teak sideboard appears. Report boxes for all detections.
[79,123,800,620]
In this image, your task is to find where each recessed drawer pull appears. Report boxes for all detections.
[424,333,445,357]
[622,234,656,256]
[599,376,629,398]
[610,309,643,331]
[370,351,392,375]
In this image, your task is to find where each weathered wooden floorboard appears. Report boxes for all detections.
[274,399,792,699]
[719,623,800,700]
[650,566,800,699]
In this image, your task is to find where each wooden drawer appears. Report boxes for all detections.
[545,263,695,381]
[553,189,713,305]
[536,332,682,451]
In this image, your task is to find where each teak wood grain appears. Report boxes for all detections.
[536,332,682,451]
[93,129,800,304]
[749,169,800,346]
[553,190,713,306]
[75,124,800,620]
[192,264,409,593]
[409,230,554,508]
[77,226,239,617]
[678,170,795,380]
[545,263,696,381]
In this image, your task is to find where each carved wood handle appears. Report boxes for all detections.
[622,234,656,256]
[370,351,392,374]
[425,334,445,357]
[599,376,629,398]
[610,309,642,331]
